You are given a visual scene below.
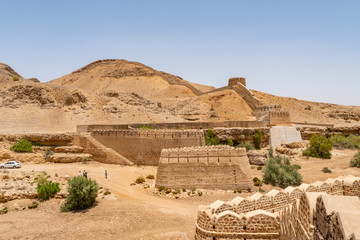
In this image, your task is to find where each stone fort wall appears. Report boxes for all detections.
[269,111,291,126]
[195,175,360,240]
[155,146,253,190]
[91,129,205,165]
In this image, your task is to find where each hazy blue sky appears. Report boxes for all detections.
[1,1,359,105]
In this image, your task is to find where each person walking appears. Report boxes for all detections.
[78,171,82,177]
[83,170,87,179]
[105,170,108,179]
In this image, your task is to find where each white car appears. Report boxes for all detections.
[0,161,21,168]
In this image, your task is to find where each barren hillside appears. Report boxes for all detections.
[252,90,360,126]
[0,59,359,133]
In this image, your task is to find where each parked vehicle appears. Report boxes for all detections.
[0,161,21,168]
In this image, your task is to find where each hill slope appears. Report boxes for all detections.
[0,59,359,133]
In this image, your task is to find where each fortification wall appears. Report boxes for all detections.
[76,121,266,132]
[228,77,246,87]
[91,129,205,165]
[155,146,253,190]
[232,83,262,110]
[269,111,291,126]
[212,127,270,146]
[195,175,360,240]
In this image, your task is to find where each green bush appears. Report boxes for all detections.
[28,201,39,209]
[253,129,262,150]
[263,156,302,188]
[0,207,8,215]
[350,151,360,168]
[233,188,242,193]
[158,186,165,192]
[236,142,255,152]
[13,76,19,81]
[32,171,60,200]
[104,190,111,195]
[135,176,145,184]
[61,176,98,212]
[252,177,263,186]
[226,138,234,146]
[322,167,332,173]
[257,166,262,170]
[205,129,220,146]
[2,175,9,180]
[146,174,155,180]
[197,190,203,196]
[11,139,33,152]
[331,135,360,149]
[303,134,332,159]
[139,125,154,129]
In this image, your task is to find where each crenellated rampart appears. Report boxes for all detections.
[155,146,253,190]
[269,111,291,126]
[195,175,360,240]
[91,129,205,165]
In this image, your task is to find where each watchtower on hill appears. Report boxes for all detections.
[228,77,246,87]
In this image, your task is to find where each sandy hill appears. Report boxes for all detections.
[49,59,206,101]
[0,59,359,133]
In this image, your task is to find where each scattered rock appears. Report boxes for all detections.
[247,150,268,165]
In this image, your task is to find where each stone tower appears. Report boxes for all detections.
[228,77,246,87]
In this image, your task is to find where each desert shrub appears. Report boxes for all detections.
[191,188,196,194]
[2,175,9,180]
[263,156,302,188]
[61,176,98,212]
[135,176,145,184]
[233,188,242,193]
[303,134,332,159]
[11,139,33,152]
[104,190,111,195]
[182,188,186,192]
[28,201,39,209]
[146,174,155,180]
[205,129,220,146]
[139,125,154,129]
[252,177,263,186]
[158,186,165,192]
[172,189,181,195]
[13,76,19,81]
[32,171,60,200]
[0,207,8,214]
[305,105,312,111]
[44,148,54,159]
[350,151,360,168]
[226,138,234,146]
[322,167,332,173]
[236,142,255,152]
[197,191,203,196]
[82,156,89,164]
[269,147,274,158]
[257,166,262,170]
[165,188,172,194]
[331,135,360,149]
[253,129,262,150]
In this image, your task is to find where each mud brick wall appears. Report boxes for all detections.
[91,129,204,165]
[155,146,253,190]
[269,111,291,126]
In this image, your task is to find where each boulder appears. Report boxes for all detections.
[284,142,304,149]
[247,150,268,165]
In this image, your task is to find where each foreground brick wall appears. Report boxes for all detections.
[195,175,360,240]
[155,146,253,190]
[91,129,204,165]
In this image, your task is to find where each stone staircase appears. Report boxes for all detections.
[48,146,92,163]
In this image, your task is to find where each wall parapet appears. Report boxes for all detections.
[91,129,204,139]
[156,146,253,190]
[195,175,360,240]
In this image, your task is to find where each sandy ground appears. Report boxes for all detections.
[0,148,359,240]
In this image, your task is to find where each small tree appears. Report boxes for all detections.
[205,129,220,146]
[32,171,60,200]
[350,151,360,168]
[303,134,332,159]
[11,139,33,152]
[13,76,19,81]
[236,142,255,152]
[226,137,234,146]
[61,176,98,212]
[263,156,302,188]
[253,129,262,149]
